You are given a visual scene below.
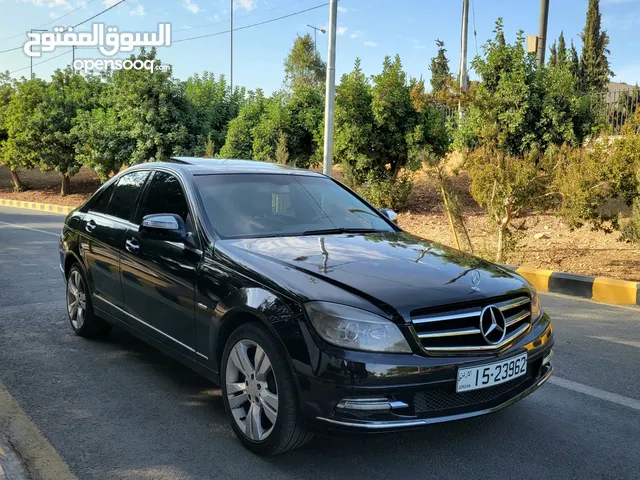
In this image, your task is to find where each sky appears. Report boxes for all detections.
[0,0,639,93]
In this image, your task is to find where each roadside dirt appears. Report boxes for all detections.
[1,164,638,282]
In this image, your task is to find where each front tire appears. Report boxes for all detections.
[66,264,111,338]
[221,322,313,455]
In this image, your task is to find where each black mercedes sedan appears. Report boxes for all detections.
[59,158,554,455]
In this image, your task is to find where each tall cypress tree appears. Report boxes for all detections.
[429,39,452,94]
[548,41,558,68]
[579,0,612,91]
[557,32,568,65]
[570,40,580,79]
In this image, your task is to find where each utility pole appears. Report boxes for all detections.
[458,0,469,118]
[322,0,338,177]
[72,45,75,71]
[537,0,550,67]
[230,0,234,92]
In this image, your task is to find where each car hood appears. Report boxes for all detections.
[217,231,528,318]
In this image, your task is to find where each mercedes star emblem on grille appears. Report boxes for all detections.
[479,305,507,345]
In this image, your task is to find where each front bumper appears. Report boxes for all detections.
[296,313,554,433]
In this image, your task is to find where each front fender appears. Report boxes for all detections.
[207,287,309,374]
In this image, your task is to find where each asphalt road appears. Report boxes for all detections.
[0,205,639,480]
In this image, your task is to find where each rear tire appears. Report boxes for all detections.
[221,322,313,455]
[66,264,111,338]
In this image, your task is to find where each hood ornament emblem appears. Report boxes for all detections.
[470,270,481,292]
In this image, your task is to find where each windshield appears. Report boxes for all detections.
[193,173,395,239]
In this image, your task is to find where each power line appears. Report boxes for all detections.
[0,0,100,43]
[174,3,328,44]
[9,50,71,75]
[173,0,312,33]
[72,0,126,28]
[0,0,126,56]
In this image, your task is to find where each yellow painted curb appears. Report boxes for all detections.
[0,198,74,215]
[592,277,639,305]
[515,267,554,292]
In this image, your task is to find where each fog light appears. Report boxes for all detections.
[542,350,554,367]
[336,398,408,411]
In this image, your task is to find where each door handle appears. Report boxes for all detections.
[85,219,97,233]
[125,237,140,254]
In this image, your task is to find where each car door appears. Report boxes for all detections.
[78,171,149,320]
[120,170,202,357]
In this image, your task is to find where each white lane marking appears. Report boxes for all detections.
[0,220,60,237]
[549,376,640,411]
[590,336,640,349]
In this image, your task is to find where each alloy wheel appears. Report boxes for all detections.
[67,270,87,330]
[226,339,279,441]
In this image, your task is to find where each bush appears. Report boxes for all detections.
[358,171,414,211]
[621,199,640,243]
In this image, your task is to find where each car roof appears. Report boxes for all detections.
[156,157,325,177]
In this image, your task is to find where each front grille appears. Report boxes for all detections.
[411,295,531,353]
[414,370,534,414]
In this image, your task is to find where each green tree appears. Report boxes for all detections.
[0,72,20,189]
[557,32,568,66]
[429,39,452,95]
[2,77,47,191]
[548,41,558,68]
[36,69,98,194]
[370,54,416,179]
[456,20,551,262]
[204,133,215,158]
[580,0,612,91]
[219,89,267,158]
[184,72,244,156]
[333,58,376,185]
[252,95,289,162]
[284,34,326,90]
[569,40,580,79]
[284,84,324,168]
[275,131,289,164]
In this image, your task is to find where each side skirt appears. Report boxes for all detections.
[95,306,221,386]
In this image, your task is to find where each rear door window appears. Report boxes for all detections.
[104,171,149,222]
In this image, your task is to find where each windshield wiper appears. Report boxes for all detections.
[301,227,382,236]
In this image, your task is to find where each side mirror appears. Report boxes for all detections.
[139,214,187,240]
[380,209,398,223]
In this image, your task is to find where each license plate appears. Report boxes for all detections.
[456,352,527,393]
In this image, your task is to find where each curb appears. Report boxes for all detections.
[0,198,73,215]
[507,266,640,307]
[0,433,29,480]
[0,197,638,306]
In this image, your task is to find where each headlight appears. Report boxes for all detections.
[304,302,412,353]
[530,287,543,319]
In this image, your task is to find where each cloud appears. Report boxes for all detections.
[338,6,347,12]
[183,0,200,14]
[350,30,363,39]
[233,0,256,11]
[129,4,144,16]
[103,0,119,6]
[207,14,220,21]
[21,0,70,7]
[364,41,377,47]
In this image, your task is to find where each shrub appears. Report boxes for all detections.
[358,171,414,211]
[621,199,640,243]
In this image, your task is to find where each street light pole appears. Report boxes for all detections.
[307,24,326,52]
[322,0,338,176]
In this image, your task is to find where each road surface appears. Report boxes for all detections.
[0,206,638,480]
